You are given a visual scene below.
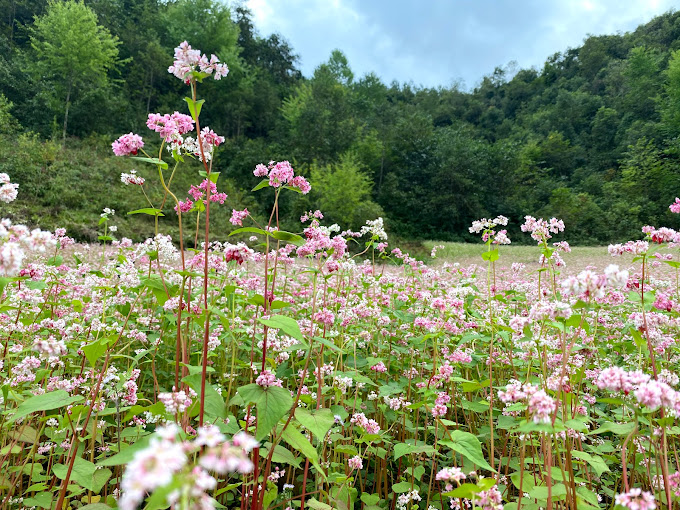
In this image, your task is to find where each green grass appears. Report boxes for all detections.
[422,241,610,266]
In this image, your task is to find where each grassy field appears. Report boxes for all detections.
[421,241,632,273]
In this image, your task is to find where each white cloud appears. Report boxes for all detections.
[244,0,678,88]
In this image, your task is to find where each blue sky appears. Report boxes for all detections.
[244,0,678,89]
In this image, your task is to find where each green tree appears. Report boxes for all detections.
[30,0,120,141]
[307,154,383,231]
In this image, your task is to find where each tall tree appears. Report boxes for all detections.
[30,0,120,141]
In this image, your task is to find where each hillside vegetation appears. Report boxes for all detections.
[2,1,680,243]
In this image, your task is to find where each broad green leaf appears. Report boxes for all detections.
[261,444,302,468]
[258,315,304,342]
[529,483,567,501]
[82,338,109,367]
[295,408,335,440]
[80,505,112,510]
[53,457,111,492]
[570,450,610,477]
[481,250,499,262]
[252,179,270,192]
[184,97,205,120]
[237,383,265,405]
[281,425,325,478]
[127,208,164,216]
[589,421,635,436]
[306,499,333,510]
[271,230,305,246]
[392,481,413,493]
[23,493,53,509]
[98,435,151,466]
[130,156,168,169]
[183,373,226,419]
[237,384,292,440]
[255,386,292,441]
[229,227,268,237]
[444,483,485,499]
[393,442,435,460]
[9,390,84,422]
[440,430,494,472]
[361,494,380,506]
[263,487,278,510]
[0,277,13,296]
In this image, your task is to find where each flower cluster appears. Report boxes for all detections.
[521,215,565,243]
[499,381,556,423]
[614,488,656,510]
[168,41,229,82]
[120,169,145,186]
[0,173,19,203]
[253,161,311,194]
[469,216,510,244]
[119,424,256,510]
[147,112,195,141]
[560,264,629,297]
[112,133,145,157]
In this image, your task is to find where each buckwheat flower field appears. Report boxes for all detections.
[3,42,680,510]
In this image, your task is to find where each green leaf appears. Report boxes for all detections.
[258,315,304,342]
[23,493,53,509]
[295,408,335,440]
[182,373,226,419]
[529,483,567,501]
[589,421,636,436]
[481,250,499,262]
[262,444,302,468]
[9,390,84,422]
[229,227,268,237]
[444,483,485,499]
[82,338,109,367]
[392,481,413,493]
[570,450,610,477]
[255,386,292,441]
[281,425,325,478]
[306,499,333,510]
[271,230,305,246]
[130,156,168,169]
[263,486,278,510]
[0,277,13,296]
[393,442,435,460]
[252,179,270,191]
[98,435,151,466]
[53,457,111,492]
[80,505,112,510]
[361,494,380,506]
[127,208,165,217]
[237,384,292,440]
[184,97,205,120]
[47,255,63,266]
[440,430,494,472]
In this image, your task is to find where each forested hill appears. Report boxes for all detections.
[2,1,680,244]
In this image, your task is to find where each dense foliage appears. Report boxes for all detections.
[3,1,680,243]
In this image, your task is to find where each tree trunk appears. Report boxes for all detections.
[62,80,72,144]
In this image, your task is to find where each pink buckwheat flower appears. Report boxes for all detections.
[256,370,283,388]
[230,208,249,226]
[370,361,387,373]
[112,133,144,156]
[671,198,680,213]
[615,488,656,510]
[348,456,363,470]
